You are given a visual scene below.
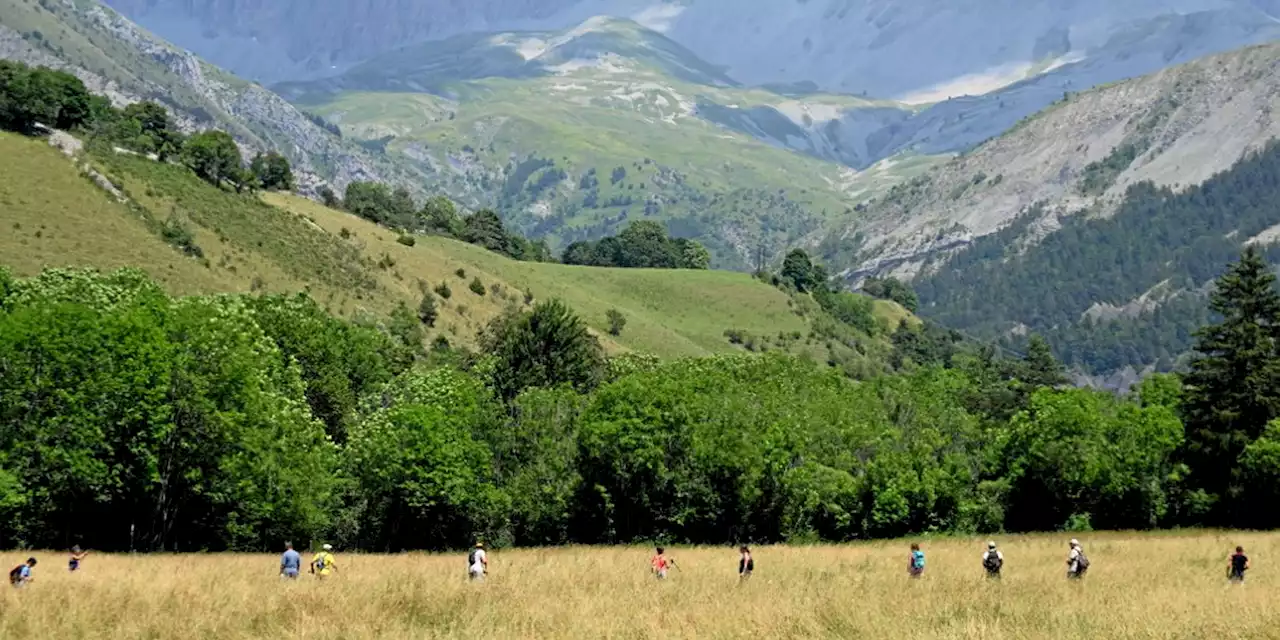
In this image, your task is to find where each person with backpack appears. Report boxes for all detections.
[1228,546,1250,583]
[982,541,1004,579]
[68,545,89,572]
[1066,539,1089,579]
[280,541,301,579]
[311,544,337,579]
[468,542,487,581]
[738,546,754,583]
[9,557,36,588]
[651,546,677,580]
[908,543,925,578]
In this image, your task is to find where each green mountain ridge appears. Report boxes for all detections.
[277,17,941,267]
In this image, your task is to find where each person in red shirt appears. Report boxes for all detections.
[651,546,677,579]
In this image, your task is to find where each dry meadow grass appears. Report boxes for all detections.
[2,531,1278,639]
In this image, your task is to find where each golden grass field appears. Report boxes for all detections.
[2,531,1278,639]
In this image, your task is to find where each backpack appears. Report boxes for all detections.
[1074,550,1090,572]
[467,549,477,567]
[984,552,1003,573]
[912,551,925,569]
[315,554,327,571]
[8,565,23,584]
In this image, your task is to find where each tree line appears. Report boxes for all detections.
[5,248,1278,551]
[562,221,710,269]
[1,60,295,193]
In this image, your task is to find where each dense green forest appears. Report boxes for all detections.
[913,140,1280,373]
[3,246,1279,550]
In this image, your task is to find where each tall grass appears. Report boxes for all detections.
[2,531,1275,639]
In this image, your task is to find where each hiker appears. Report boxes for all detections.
[1229,546,1250,582]
[651,546,677,579]
[468,542,488,581]
[1066,539,1089,579]
[908,543,925,578]
[982,541,1004,579]
[738,546,754,582]
[280,541,301,579]
[311,544,337,579]
[68,545,89,572]
[9,557,36,588]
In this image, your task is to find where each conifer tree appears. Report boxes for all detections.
[1182,247,1280,516]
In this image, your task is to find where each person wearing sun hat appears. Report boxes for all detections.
[468,541,488,581]
[982,541,1003,578]
[1066,539,1088,579]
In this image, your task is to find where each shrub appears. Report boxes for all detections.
[455,268,467,279]
[434,282,452,299]
[606,309,626,336]
[396,234,416,247]
[469,277,486,296]
[418,294,438,327]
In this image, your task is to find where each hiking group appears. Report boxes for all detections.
[908,539,1087,580]
[4,538,1257,588]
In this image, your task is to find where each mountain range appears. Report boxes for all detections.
[7,0,1280,377]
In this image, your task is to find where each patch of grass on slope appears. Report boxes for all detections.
[267,193,810,358]
[0,132,235,292]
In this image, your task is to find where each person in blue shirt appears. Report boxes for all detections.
[280,541,302,579]
[10,557,36,587]
[908,543,925,578]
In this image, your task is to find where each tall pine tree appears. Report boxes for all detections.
[1182,247,1280,520]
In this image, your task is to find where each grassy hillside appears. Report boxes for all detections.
[268,192,813,358]
[1,130,906,361]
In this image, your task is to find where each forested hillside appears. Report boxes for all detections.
[914,139,1280,374]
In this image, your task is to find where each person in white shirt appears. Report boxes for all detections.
[982,541,1004,578]
[468,542,488,581]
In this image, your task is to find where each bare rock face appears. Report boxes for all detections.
[833,41,1280,280]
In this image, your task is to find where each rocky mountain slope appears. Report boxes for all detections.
[0,0,422,192]
[830,41,1280,280]
[819,41,1280,379]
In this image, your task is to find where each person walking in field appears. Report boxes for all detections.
[651,546,677,579]
[280,541,301,579]
[68,545,89,572]
[1066,539,1089,579]
[738,546,754,583]
[1228,546,1250,583]
[468,542,488,581]
[982,541,1004,579]
[908,543,925,578]
[9,557,36,588]
[311,544,337,579]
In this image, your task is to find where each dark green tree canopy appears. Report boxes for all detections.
[182,130,242,187]
[484,299,605,403]
[250,151,295,191]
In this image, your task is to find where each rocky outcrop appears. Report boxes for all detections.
[831,41,1280,279]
